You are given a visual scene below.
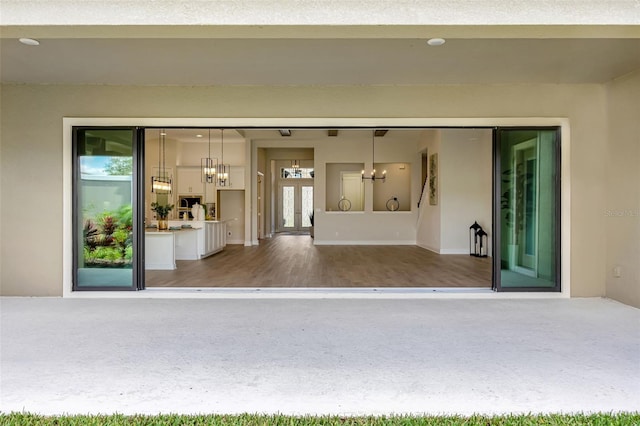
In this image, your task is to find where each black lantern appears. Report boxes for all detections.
[475,228,488,258]
[469,221,482,256]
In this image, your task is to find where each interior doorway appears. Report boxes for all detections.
[277,182,314,232]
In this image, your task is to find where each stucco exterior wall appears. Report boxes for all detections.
[1,83,607,296]
[605,70,640,308]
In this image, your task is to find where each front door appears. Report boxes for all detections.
[278,182,314,232]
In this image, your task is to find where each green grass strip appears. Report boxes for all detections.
[0,413,639,426]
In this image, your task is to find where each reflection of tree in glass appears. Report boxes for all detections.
[104,157,132,175]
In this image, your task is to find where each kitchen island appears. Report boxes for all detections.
[145,221,227,270]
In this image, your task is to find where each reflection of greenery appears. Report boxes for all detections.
[83,204,133,267]
[501,163,530,245]
[104,157,133,175]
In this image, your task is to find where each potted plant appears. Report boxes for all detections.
[151,202,174,230]
[308,211,314,238]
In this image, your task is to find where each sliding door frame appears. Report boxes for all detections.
[492,126,562,292]
[71,126,145,291]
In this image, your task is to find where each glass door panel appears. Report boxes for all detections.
[281,185,295,229]
[494,128,560,291]
[301,185,314,228]
[278,182,314,232]
[73,128,141,290]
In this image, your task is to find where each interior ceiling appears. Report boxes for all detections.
[146,128,246,144]
[2,38,639,85]
[146,128,434,144]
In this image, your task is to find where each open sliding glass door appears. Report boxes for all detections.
[493,127,561,292]
[72,127,145,290]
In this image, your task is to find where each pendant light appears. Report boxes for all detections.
[217,129,230,187]
[201,129,218,183]
[291,159,300,169]
[151,129,172,193]
[361,129,386,182]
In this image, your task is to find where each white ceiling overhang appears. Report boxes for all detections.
[1,36,639,85]
[1,1,639,86]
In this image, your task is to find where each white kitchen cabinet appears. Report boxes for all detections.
[195,221,227,258]
[174,228,199,260]
[145,231,176,270]
[147,221,226,268]
[204,181,216,206]
[228,166,245,189]
[177,166,204,195]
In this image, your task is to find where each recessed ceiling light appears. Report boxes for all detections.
[19,38,40,46]
[427,38,446,46]
[160,132,167,136]
[196,134,203,138]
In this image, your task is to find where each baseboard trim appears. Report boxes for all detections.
[440,249,470,255]
[417,243,493,257]
[417,243,440,254]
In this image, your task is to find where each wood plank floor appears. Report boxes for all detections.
[146,234,492,288]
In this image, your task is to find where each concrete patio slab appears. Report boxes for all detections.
[1,297,638,416]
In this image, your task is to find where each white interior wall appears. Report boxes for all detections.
[439,129,493,255]
[314,132,420,244]
[254,134,420,244]
[605,70,640,308]
[326,163,365,211]
[218,190,245,244]
[178,140,246,167]
[372,162,412,212]
[416,130,442,252]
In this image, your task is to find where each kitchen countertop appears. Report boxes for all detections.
[145,228,198,234]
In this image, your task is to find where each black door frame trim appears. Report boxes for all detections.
[72,126,145,291]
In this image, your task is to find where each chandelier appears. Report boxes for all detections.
[361,129,386,182]
[201,129,218,183]
[151,129,172,193]
[217,129,230,187]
